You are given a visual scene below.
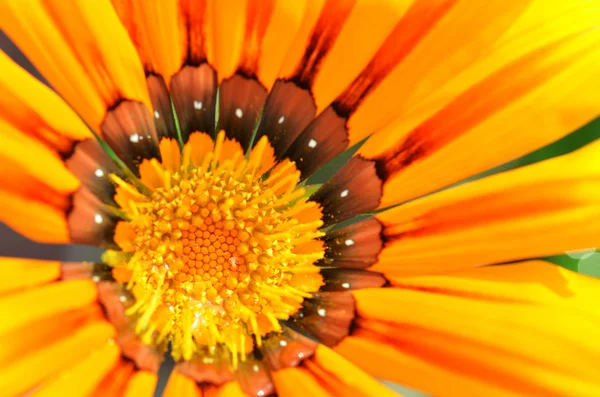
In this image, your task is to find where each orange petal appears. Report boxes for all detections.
[336,336,517,397]
[0,321,116,396]
[0,280,98,336]
[0,189,70,243]
[347,0,531,145]
[352,272,600,397]
[271,367,330,397]
[388,260,600,317]
[164,371,202,397]
[123,371,158,397]
[359,9,600,207]
[256,1,306,89]
[209,0,304,88]
[0,52,91,154]
[373,140,600,276]
[0,257,61,294]
[160,138,183,173]
[187,132,216,167]
[306,345,399,397]
[112,0,186,86]
[31,341,120,397]
[0,118,80,197]
[92,360,135,397]
[0,0,151,134]
[203,382,248,397]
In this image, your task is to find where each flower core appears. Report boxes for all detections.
[110,132,325,364]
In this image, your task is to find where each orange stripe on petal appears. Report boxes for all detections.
[0,257,60,294]
[112,0,186,86]
[0,321,115,397]
[257,1,306,89]
[164,371,202,397]
[373,141,600,276]
[360,14,600,207]
[123,371,158,397]
[0,280,98,336]
[352,284,600,396]
[31,341,120,397]
[347,0,531,145]
[313,0,436,114]
[0,0,151,134]
[92,360,135,397]
[0,52,91,154]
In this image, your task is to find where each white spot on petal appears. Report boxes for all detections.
[278,116,285,124]
[279,340,288,347]
[193,100,203,110]
[252,364,260,372]
[341,282,351,289]
[129,133,140,143]
[340,189,349,198]
[235,108,243,118]
[344,239,354,246]
[119,295,127,302]
[94,214,104,224]
[92,275,100,282]
[94,168,105,178]
[154,110,160,119]
[308,139,317,149]
[317,308,326,317]
[258,392,265,397]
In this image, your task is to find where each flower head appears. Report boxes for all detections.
[1,1,600,396]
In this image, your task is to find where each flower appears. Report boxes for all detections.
[0,0,599,396]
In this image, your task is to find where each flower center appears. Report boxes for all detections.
[109,132,324,365]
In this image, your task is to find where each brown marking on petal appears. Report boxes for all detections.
[290,0,356,89]
[67,187,119,249]
[287,291,355,347]
[373,34,582,183]
[177,353,233,385]
[374,130,435,182]
[96,281,162,373]
[283,107,348,179]
[101,101,161,174]
[333,0,458,116]
[170,64,217,142]
[217,74,268,149]
[60,262,113,281]
[320,268,387,291]
[260,328,318,371]
[253,80,317,158]
[146,74,178,140]
[234,357,274,397]
[180,0,209,64]
[320,218,383,269]
[310,157,382,227]
[238,0,275,77]
[65,138,119,205]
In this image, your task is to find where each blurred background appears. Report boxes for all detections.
[2,28,599,397]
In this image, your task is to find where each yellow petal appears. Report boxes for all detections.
[373,140,600,276]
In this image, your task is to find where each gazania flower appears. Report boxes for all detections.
[1,0,600,396]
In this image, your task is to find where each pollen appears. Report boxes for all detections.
[109,131,325,365]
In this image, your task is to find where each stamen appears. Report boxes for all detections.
[111,132,325,366]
